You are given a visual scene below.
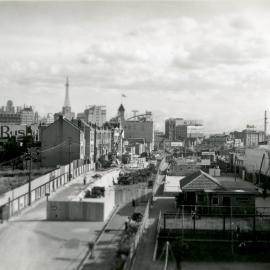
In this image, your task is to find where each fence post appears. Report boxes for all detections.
[193,211,196,232]
[223,214,225,233]
[164,213,166,231]
[253,208,256,236]
[182,205,184,246]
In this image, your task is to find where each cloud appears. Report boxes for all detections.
[1,3,270,132]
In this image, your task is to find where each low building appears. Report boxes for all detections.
[207,134,229,150]
[167,158,202,176]
[176,170,259,214]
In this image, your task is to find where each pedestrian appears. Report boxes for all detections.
[151,195,154,206]
[236,225,240,240]
[263,188,267,199]
[132,199,136,208]
[124,220,128,231]
[83,176,86,185]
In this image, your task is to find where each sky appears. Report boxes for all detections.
[1,0,270,133]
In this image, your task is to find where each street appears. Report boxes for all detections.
[0,175,105,270]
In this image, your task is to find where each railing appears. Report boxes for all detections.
[152,210,162,261]
[162,205,270,234]
[77,205,120,270]
[123,199,150,270]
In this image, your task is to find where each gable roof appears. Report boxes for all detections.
[181,170,224,191]
[179,170,258,194]
[59,117,81,132]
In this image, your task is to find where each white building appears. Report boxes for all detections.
[79,105,107,127]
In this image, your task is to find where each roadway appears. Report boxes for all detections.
[0,173,106,270]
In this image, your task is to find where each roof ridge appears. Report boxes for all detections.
[63,118,80,130]
[199,170,225,189]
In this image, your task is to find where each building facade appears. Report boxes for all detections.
[20,107,35,125]
[77,105,106,127]
[166,118,203,144]
[0,100,37,125]
[124,120,154,152]
[242,129,265,147]
[40,116,85,167]
[165,118,177,140]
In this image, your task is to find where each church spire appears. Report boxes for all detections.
[64,76,71,107]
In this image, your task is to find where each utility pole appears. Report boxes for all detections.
[164,241,169,270]
[25,152,32,206]
[94,123,97,165]
[264,110,267,139]
[234,154,237,182]
[68,137,72,182]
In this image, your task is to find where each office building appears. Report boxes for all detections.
[0,100,37,125]
[124,111,154,152]
[165,118,203,148]
[77,105,106,127]
[20,107,35,125]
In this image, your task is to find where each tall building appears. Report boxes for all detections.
[6,100,15,113]
[62,77,75,121]
[165,118,177,140]
[0,112,21,124]
[242,128,265,147]
[124,111,154,152]
[77,105,106,127]
[20,106,35,125]
[0,100,37,125]
[165,118,203,140]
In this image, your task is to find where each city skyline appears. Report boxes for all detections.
[1,1,270,132]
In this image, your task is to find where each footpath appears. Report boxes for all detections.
[81,203,135,270]
[131,198,175,270]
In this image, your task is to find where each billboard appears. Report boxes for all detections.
[184,120,203,126]
[201,152,215,156]
[171,142,183,147]
[0,125,27,139]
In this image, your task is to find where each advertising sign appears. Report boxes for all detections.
[201,152,215,156]
[0,125,27,139]
[171,142,183,147]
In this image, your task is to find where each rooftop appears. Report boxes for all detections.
[164,175,184,193]
[179,170,259,194]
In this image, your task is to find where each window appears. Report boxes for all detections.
[198,195,204,202]
[212,197,219,205]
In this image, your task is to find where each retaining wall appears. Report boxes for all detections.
[0,161,93,220]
